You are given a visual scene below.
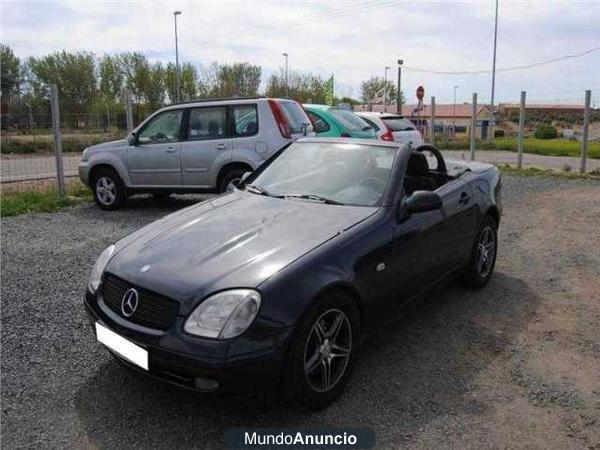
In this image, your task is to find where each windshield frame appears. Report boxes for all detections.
[239,140,404,208]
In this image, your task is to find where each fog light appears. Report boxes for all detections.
[194,377,219,392]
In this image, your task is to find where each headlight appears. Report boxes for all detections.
[89,245,115,293]
[184,289,261,339]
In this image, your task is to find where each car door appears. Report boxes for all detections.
[127,109,183,186]
[435,176,478,267]
[181,106,232,187]
[392,197,448,303]
[231,103,262,164]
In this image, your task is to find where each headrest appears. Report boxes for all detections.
[406,152,429,176]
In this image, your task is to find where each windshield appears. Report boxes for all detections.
[247,142,396,207]
[330,109,371,131]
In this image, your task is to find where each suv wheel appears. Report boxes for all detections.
[92,168,126,210]
[286,292,359,410]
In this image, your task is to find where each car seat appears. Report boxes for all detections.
[404,152,437,194]
[208,120,221,138]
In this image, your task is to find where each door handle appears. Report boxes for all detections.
[165,147,176,153]
[458,192,471,205]
[216,143,227,150]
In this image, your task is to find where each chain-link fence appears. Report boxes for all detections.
[1,86,132,194]
[1,86,598,199]
[356,90,598,175]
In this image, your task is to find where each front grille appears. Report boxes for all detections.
[101,273,179,330]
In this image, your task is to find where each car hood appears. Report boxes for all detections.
[83,139,128,158]
[106,191,377,305]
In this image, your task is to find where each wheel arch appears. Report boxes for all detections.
[216,161,254,188]
[88,160,130,187]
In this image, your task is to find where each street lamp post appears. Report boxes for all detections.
[396,59,403,115]
[173,10,182,103]
[490,0,499,141]
[282,53,289,97]
[453,85,460,135]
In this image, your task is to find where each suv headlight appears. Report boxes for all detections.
[184,289,261,339]
[89,245,115,293]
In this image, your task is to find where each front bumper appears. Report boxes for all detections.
[84,290,294,395]
[78,162,90,186]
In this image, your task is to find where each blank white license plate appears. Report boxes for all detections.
[96,322,148,371]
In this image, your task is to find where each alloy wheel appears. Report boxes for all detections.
[476,226,496,277]
[303,308,352,393]
[96,176,117,206]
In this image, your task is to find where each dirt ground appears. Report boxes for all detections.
[1,175,599,449]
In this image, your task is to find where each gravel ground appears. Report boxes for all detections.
[2,176,599,449]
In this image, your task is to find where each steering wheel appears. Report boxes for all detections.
[413,144,447,174]
[359,177,386,193]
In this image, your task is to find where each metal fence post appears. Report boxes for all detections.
[517,91,526,169]
[580,90,591,173]
[50,84,66,196]
[430,96,436,144]
[126,90,134,134]
[470,93,477,161]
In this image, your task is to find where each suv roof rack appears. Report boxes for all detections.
[170,96,268,106]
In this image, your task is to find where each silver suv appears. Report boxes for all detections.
[79,97,313,209]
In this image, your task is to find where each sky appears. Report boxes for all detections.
[1,0,599,106]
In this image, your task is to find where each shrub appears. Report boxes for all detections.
[534,125,557,139]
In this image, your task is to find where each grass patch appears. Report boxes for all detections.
[438,137,600,159]
[1,132,122,154]
[494,138,600,159]
[498,164,600,180]
[1,183,92,217]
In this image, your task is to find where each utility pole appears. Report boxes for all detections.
[173,10,182,103]
[490,0,499,141]
[282,53,289,97]
[396,59,403,115]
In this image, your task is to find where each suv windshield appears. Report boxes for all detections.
[330,109,371,131]
[248,142,396,206]
[382,117,416,132]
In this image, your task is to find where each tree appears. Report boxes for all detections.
[0,44,20,100]
[265,69,327,103]
[28,51,97,127]
[214,62,261,97]
[99,55,124,127]
[165,62,198,102]
[360,76,403,104]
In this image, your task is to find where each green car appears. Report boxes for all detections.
[304,104,376,139]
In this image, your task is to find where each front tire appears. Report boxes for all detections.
[91,168,126,210]
[286,292,360,410]
[460,215,498,288]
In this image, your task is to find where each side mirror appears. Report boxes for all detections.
[405,191,443,214]
[127,132,138,146]
[239,171,252,185]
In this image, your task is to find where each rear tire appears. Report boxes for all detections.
[286,291,360,410]
[218,168,247,193]
[91,168,127,210]
[460,215,498,288]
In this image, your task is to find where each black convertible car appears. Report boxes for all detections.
[85,138,501,409]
